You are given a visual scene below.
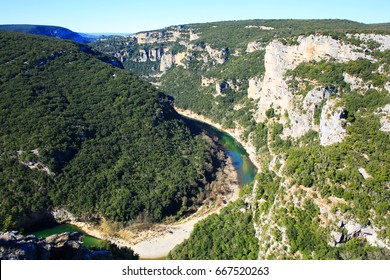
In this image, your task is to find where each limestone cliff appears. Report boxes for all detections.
[160,53,174,71]
[251,34,390,144]
[319,99,347,146]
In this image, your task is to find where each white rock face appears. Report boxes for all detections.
[353,33,390,51]
[174,52,187,68]
[303,87,329,109]
[253,35,369,139]
[331,231,343,244]
[134,32,161,44]
[215,80,240,96]
[134,31,178,44]
[201,76,216,87]
[137,50,148,62]
[215,83,222,96]
[205,45,227,64]
[247,41,264,53]
[248,77,263,99]
[149,48,163,61]
[245,25,274,30]
[51,208,76,223]
[345,221,362,236]
[358,167,372,179]
[319,98,346,146]
[160,53,174,71]
[379,104,390,132]
[385,82,390,93]
[343,72,368,91]
[341,221,389,248]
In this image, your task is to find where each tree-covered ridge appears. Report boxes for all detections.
[0,31,218,230]
[0,24,97,44]
[187,19,369,50]
[168,194,259,260]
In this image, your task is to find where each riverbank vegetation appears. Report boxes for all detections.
[168,191,259,260]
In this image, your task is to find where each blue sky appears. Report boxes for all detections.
[1,0,389,33]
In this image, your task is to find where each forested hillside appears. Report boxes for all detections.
[0,31,219,231]
[92,19,390,259]
[0,24,96,44]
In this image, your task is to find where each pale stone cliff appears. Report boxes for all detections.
[250,34,390,145]
[249,34,390,258]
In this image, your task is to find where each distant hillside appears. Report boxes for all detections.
[0,24,97,43]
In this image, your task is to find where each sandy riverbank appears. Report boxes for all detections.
[71,156,240,259]
[175,107,262,170]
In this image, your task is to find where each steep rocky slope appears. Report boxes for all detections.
[0,231,110,260]
[0,231,139,260]
[92,20,390,259]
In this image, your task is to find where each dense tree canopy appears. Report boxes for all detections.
[0,31,218,230]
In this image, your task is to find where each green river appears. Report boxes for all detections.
[27,223,105,248]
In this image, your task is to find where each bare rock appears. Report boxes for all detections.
[201,76,216,87]
[331,231,344,244]
[253,34,368,138]
[160,53,174,71]
[205,45,228,64]
[345,221,362,238]
[51,208,76,223]
[137,50,148,62]
[358,167,372,179]
[353,34,390,51]
[337,220,344,228]
[247,41,264,53]
[343,72,368,92]
[248,77,263,99]
[361,226,374,236]
[319,98,347,146]
[0,231,111,260]
[378,104,390,133]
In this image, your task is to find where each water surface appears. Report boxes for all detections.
[28,223,105,248]
[183,116,257,186]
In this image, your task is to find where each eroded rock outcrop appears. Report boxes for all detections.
[353,33,390,51]
[0,231,111,260]
[51,208,77,224]
[330,221,389,249]
[319,98,347,146]
[253,35,370,142]
[205,45,228,64]
[247,41,264,53]
[378,104,390,132]
[160,53,174,71]
[201,76,217,87]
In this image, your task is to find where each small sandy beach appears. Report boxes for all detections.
[73,156,240,259]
